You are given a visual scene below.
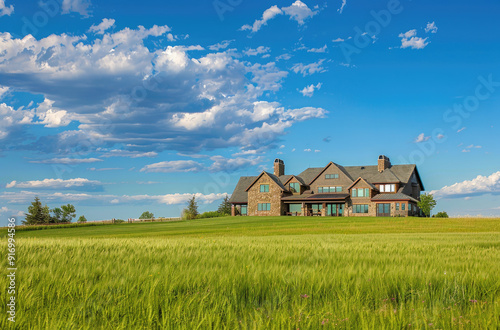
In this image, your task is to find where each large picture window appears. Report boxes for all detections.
[353,204,369,213]
[380,184,395,193]
[258,203,271,211]
[260,184,269,192]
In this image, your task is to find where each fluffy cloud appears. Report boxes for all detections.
[0,190,228,206]
[0,103,34,140]
[425,21,438,33]
[62,0,92,17]
[6,178,102,190]
[292,59,326,76]
[208,156,263,172]
[140,160,203,173]
[431,171,500,199]
[399,29,428,49]
[299,83,322,97]
[241,1,318,33]
[0,25,326,154]
[414,133,430,143]
[99,150,158,158]
[243,46,271,56]
[208,40,234,51]
[307,45,327,53]
[0,206,23,217]
[29,157,103,164]
[89,18,115,34]
[0,0,13,16]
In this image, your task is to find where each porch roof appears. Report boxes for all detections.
[281,193,349,203]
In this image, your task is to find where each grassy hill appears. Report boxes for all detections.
[2,216,499,329]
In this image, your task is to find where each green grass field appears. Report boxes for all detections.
[2,216,500,329]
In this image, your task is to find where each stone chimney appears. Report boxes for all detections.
[274,159,285,177]
[378,155,391,172]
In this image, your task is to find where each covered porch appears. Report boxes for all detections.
[282,194,349,216]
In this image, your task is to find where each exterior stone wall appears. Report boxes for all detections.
[247,173,283,216]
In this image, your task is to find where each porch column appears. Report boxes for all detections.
[301,202,306,216]
[231,204,236,216]
[321,202,326,216]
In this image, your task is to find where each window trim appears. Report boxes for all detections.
[260,184,269,193]
[258,203,271,211]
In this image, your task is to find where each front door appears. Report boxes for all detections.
[240,205,247,216]
[326,204,343,216]
[377,203,391,217]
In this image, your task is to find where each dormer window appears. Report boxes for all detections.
[380,184,395,193]
[352,188,369,197]
[325,174,339,179]
[289,182,300,193]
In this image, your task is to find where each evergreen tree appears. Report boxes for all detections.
[60,204,76,222]
[217,195,231,215]
[23,197,51,225]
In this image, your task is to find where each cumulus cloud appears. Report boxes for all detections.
[0,190,228,206]
[292,59,326,76]
[243,46,271,56]
[332,37,344,42]
[299,83,322,97]
[0,0,13,16]
[62,0,92,16]
[0,103,34,140]
[140,160,203,173]
[414,133,431,143]
[241,1,318,33]
[89,18,115,34]
[399,29,428,49]
[0,206,23,217]
[0,25,326,154]
[6,178,102,190]
[29,157,103,164]
[208,156,263,172]
[431,171,500,199]
[425,21,438,33]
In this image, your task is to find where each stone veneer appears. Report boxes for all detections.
[247,173,284,216]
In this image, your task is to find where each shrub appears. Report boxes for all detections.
[181,209,197,220]
[434,211,449,218]
[197,211,227,219]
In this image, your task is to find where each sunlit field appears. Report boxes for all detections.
[1,216,499,329]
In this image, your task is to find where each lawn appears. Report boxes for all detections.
[1,216,499,329]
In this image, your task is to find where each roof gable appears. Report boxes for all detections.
[245,171,286,192]
[282,175,306,186]
[347,177,378,191]
[308,162,354,185]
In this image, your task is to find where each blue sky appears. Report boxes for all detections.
[0,0,499,224]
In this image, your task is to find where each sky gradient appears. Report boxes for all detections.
[0,0,499,224]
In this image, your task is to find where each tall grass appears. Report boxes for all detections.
[1,228,499,328]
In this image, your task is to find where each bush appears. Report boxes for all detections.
[433,211,449,218]
[181,209,197,220]
[114,219,125,224]
[197,211,227,219]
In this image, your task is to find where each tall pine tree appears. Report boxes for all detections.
[23,197,51,225]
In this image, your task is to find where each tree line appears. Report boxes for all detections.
[23,197,87,225]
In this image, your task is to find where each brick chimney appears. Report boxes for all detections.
[274,159,285,177]
[378,155,391,172]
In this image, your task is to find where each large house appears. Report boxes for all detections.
[229,156,424,217]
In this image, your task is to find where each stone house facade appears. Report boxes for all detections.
[229,155,424,217]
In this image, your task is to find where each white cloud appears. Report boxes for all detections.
[299,83,322,97]
[0,206,23,217]
[29,158,103,164]
[6,178,101,190]
[140,160,203,173]
[241,1,318,33]
[414,133,431,143]
[399,29,428,49]
[0,191,228,206]
[0,86,9,99]
[62,0,92,17]
[292,59,326,76]
[332,38,344,43]
[430,171,500,199]
[457,127,467,133]
[208,156,263,172]
[425,21,438,33]
[241,5,283,32]
[437,134,445,139]
[282,0,318,25]
[307,45,327,53]
[243,46,271,56]
[35,98,71,128]
[100,150,158,158]
[89,18,115,34]
[208,40,234,51]
[337,0,346,14]
[276,53,291,61]
[304,148,311,152]
[314,149,320,153]
[0,103,34,140]
[0,0,13,16]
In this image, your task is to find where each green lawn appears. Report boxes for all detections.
[2,216,499,329]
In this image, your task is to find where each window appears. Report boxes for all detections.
[258,203,271,211]
[289,204,301,213]
[319,186,342,193]
[380,184,395,193]
[365,188,369,197]
[289,182,300,193]
[326,174,339,179]
[336,186,342,193]
[311,204,323,211]
[352,189,357,197]
[396,203,400,211]
[353,188,369,197]
[357,188,365,197]
[240,205,247,215]
[260,184,269,192]
[353,204,369,213]
[402,203,406,211]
